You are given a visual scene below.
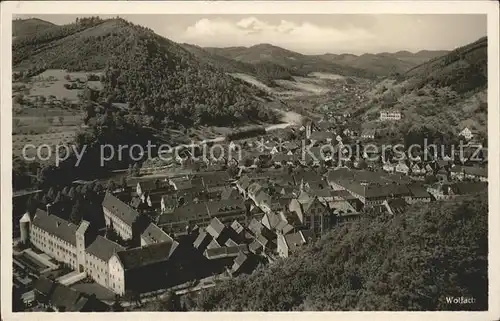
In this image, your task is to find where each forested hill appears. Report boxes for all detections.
[403,36,487,94]
[190,193,487,311]
[13,17,278,127]
[12,18,55,38]
[356,36,487,137]
[181,43,300,86]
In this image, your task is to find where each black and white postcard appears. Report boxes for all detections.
[1,1,499,320]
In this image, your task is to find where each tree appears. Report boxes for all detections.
[12,286,25,312]
[93,182,104,194]
[47,187,56,202]
[111,295,124,312]
[26,196,38,214]
[132,163,141,177]
[14,94,24,105]
[124,290,141,307]
[67,186,76,200]
[120,176,128,190]
[106,179,117,191]
[69,199,83,224]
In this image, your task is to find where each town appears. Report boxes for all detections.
[12,110,488,311]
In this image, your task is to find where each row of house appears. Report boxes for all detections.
[33,276,108,312]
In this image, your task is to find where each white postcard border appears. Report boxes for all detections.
[1,1,499,320]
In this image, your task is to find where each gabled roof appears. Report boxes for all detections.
[205,217,225,238]
[34,276,55,296]
[193,231,211,250]
[248,218,264,235]
[207,199,245,216]
[225,238,239,247]
[310,131,333,141]
[293,171,323,185]
[254,189,271,206]
[407,184,431,199]
[195,171,231,187]
[51,283,85,310]
[327,168,354,182]
[329,200,358,215]
[247,182,263,196]
[141,223,175,245]
[137,180,170,193]
[255,233,270,247]
[249,240,263,253]
[102,192,140,227]
[452,182,488,195]
[130,197,142,209]
[385,198,409,215]
[86,236,125,262]
[231,252,248,273]
[282,230,312,252]
[237,175,251,190]
[220,187,241,200]
[158,202,209,224]
[204,244,249,260]
[463,166,487,177]
[331,189,356,200]
[46,282,99,312]
[450,165,465,173]
[207,238,222,249]
[116,241,178,271]
[230,220,244,234]
[32,209,78,246]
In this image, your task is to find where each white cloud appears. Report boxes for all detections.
[172,17,376,54]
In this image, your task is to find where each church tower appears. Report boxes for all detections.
[75,220,90,272]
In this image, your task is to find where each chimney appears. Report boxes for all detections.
[46,203,52,215]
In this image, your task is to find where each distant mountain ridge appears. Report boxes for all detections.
[13,17,455,78]
[205,43,451,76]
[205,44,379,79]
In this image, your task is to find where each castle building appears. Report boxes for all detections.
[22,208,178,296]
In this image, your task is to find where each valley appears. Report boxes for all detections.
[10,15,489,314]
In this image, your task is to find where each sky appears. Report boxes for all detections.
[16,14,487,55]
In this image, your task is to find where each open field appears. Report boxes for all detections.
[230,73,273,92]
[230,71,347,99]
[14,69,104,102]
[13,108,82,135]
[12,69,91,139]
[308,72,346,80]
[12,130,77,163]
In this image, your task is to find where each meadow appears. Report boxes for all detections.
[12,69,104,163]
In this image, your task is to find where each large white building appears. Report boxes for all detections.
[379,110,402,121]
[102,192,140,240]
[25,205,179,295]
[459,127,475,141]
